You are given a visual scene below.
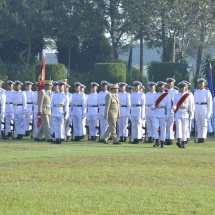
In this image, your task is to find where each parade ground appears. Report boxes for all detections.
[0,138,215,215]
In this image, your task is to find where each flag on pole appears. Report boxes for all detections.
[37,56,46,128]
[208,63,214,98]
[128,47,133,73]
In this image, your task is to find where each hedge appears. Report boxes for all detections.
[147,62,189,83]
[93,63,126,84]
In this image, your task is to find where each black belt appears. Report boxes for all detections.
[6,102,13,105]
[13,104,23,106]
[132,104,141,107]
[27,102,33,104]
[88,105,98,107]
[74,105,82,107]
[120,105,127,107]
[196,102,207,105]
[100,104,105,106]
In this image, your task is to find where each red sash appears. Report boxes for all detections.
[174,93,190,113]
[156,92,168,107]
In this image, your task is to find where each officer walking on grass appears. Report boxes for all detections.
[101,83,120,144]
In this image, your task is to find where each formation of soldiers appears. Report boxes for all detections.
[0,77,213,148]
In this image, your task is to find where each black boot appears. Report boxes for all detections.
[160,141,165,148]
[176,138,182,148]
[181,141,186,148]
[1,131,8,140]
[25,131,30,136]
[202,138,205,143]
[153,139,159,147]
[169,140,173,145]
[123,137,127,142]
[7,132,12,138]
[165,139,170,145]
[197,138,201,143]
[120,137,123,142]
[132,139,138,144]
[91,136,94,141]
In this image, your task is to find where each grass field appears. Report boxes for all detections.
[0,138,215,215]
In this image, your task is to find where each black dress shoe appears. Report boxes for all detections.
[113,142,121,145]
[165,139,170,145]
[160,141,165,148]
[47,139,53,142]
[153,140,159,147]
[197,139,201,143]
[202,138,205,143]
[35,138,40,141]
[101,139,108,144]
[123,137,127,142]
[181,141,186,148]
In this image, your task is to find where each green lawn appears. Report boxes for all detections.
[0,138,215,215]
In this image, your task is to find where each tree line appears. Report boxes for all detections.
[0,0,215,76]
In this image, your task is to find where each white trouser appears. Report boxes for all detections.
[146,115,154,137]
[186,118,192,139]
[166,115,175,139]
[130,116,142,139]
[142,119,146,137]
[50,115,54,134]
[175,118,189,141]
[33,112,38,136]
[24,112,33,131]
[82,117,87,135]
[99,115,108,137]
[73,115,83,136]
[53,116,64,139]
[195,113,208,139]
[87,115,98,137]
[65,117,72,136]
[153,117,166,141]
[207,118,213,133]
[5,113,14,133]
[14,113,25,135]
[118,116,128,137]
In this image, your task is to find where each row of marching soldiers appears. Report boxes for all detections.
[0,77,213,148]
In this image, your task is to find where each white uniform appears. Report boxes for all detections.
[24,90,34,133]
[70,92,86,138]
[153,92,171,142]
[12,90,27,135]
[65,93,72,137]
[174,92,195,141]
[0,92,6,133]
[50,91,57,136]
[130,91,145,140]
[82,93,88,137]
[194,89,212,139]
[5,90,14,134]
[32,91,38,136]
[98,90,109,137]
[118,91,130,139]
[86,92,99,138]
[50,92,69,139]
[166,88,178,140]
[145,91,157,138]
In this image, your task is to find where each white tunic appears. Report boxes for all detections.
[70,92,86,116]
[32,91,38,114]
[98,91,109,116]
[5,90,14,114]
[0,92,6,114]
[118,92,130,117]
[12,90,27,114]
[25,90,34,113]
[145,91,157,117]
[86,92,98,116]
[130,92,145,118]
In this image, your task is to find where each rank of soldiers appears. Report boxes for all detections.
[0,77,213,148]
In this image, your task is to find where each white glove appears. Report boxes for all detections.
[64,116,68,121]
[46,105,51,110]
[151,105,155,110]
[1,113,4,120]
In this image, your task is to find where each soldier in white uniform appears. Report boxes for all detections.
[65,83,72,140]
[173,82,195,148]
[152,81,171,148]
[130,81,145,144]
[12,80,27,140]
[32,82,39,137]
[165,78,178,145]
[70,82,86,141]
[118,82,130,142]
[145,82,157,143]
[50,81,59,137]
[0,80,5,93]
[24,81,34,136]
[5,81,15,138]
[194,78,212,143]
[98,81,109,138]
[50,81,69,144]
[0,84,6,139]
[86,82,99,140]
[81,84,88,138]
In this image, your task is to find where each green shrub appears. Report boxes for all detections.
[93,63,126,84]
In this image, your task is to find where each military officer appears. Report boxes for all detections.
[173,82,195,148]
[5,81,15,138]
[101,83,120,144]
[12,80,27,140]
[130,81,145,144]
[145,82,157,143]
[152,81,171,148]
[50,81,69,144]
[70,82,86,141]
[32,82,39,137]
[86,82,99,140]
[165,78,178,145]
[0,84,6,139]
[24,81,34,136]
[98,81,110,137]
[35,80,53,142]
[118,82,130,142]
[194,78,212,143]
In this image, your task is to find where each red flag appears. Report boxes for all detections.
[37,57,46,128]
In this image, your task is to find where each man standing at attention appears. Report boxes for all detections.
[101,84,120,145]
